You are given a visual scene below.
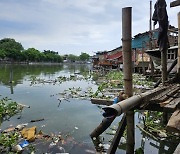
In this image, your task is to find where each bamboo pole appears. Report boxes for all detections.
[154,58,177,88]
[149,0,154,76]
[122,7,133,97]
[102,86,167,117]
[177,12,180,79]
[90,117,115,138]
[122,7,134,154]
[142,47,146,75]
[9,64,14,94]
[107,114,127,154]
[170,0,180,7]
[161,48,167,85]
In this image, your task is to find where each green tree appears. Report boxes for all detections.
[43,50,63,63]
[67,54,78,62]
[0,49,6,59]
[23,48,41,62]
[79,52,90,61]
[0,38,24,61]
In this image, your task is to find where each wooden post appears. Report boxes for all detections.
[149,0,154,76]
[90,117,115,138]
[107,114,127,154]
[177,12,180,79]
[142,47,145,75]
[161,47,168,85]
[122,7,133,96]
[122,7,134,154]
[170,0,180,7]
[9,64,14,94]
[154,58,177,88]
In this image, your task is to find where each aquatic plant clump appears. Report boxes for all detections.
[0,97,22,121]
[106,71,154,88]
[0,97,25,153]
[91,71,154,99]
[0,131,20,153]
[133,74,154,89]
[29,73,92,86]
[137,111,180,142]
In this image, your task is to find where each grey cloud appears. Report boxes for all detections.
[0,0,179,54]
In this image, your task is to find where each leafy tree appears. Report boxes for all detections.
[0,49,6,59]
[79,52,90,61]
[43,50,63,62]
[0,38,63,63]
[67,54,78,62]
[23,48,41,62]
[39,52,46,61]
[0,38,24,61]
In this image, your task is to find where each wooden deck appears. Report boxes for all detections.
[91,83,180,133]
[144,84,180,133]
[91,83,180,153]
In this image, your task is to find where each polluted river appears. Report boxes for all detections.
[0,64,179,154]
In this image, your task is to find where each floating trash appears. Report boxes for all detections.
[12,144,23,152]
[120,137,126,144]
[85,149,96,153]
[49,142,56,148]
[21,126,36,142]
[16,123,28,131]
[103,144,110,150]
[19,139,29,148]
[74,127,79,130]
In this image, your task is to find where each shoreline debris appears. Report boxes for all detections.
[30,118,45,123]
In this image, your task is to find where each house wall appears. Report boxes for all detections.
[132,31,158,50]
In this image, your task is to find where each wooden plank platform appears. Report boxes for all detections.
[148,84,180,133]
[106,88,123,93]
[91,98,113,106]
[91,83,180,134]
[164,97,180,111]
[149,84,180,104]
[148,84,180,112]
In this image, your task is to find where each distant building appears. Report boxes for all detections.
[93,26,178,72]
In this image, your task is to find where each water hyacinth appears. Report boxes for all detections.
[0,97,22,122]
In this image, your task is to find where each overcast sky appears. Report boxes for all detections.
[0,0,179,55]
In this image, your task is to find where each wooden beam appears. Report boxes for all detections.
[166,109,180,133]
[107,114,127,154]
[154,58,178,88]
[177,12,180,78]
[90,117,115,138]
[170,0,180,7]
[91,98,113,106]
[174,143,180,154]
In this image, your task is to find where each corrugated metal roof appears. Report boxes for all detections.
[107,52,122,60]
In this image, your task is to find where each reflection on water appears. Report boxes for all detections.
[0,64,178,154]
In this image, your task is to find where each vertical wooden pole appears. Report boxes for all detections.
[107,114,127,154]
[177,12,180,78]
[163,112,168,124]
[149,0,154,76]
[122,7,133,96]
[161,18,169,85]
[149,0,152,35]
[142,47,145,75]
[90,117,115,138]
[122,7,134,154]
[9,64,14,94]
[161,51,167,85]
